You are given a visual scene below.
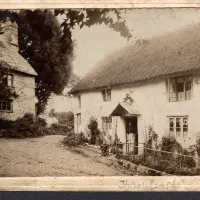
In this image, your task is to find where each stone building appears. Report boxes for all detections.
[70,23,200,153]
[0,21,37,120]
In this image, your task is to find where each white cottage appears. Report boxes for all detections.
[70,23,200,153]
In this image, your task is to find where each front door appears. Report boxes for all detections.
[125,117,138,154]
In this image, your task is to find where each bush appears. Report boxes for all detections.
[145,126,158,149]
[62,132,88,147]
[0,113,45,138]
[160,135,182,154]
[87,117,98,144]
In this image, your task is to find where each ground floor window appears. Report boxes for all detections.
[169,116,188,138]
[0,99,13,112]
[102,117,112,131]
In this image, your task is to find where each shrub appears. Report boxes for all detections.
[182,149,196,168]
[196,133,200,157]
[62,132,88,147]
[145,126,158,149]
[87,117,98,144]
[0,113,45,138]
[56,111,74,128]
[160,135,182,153]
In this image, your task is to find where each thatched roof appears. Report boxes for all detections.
[0,39,37,76]
[70,23,200,94]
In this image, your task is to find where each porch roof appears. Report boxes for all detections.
[109,102,140,116]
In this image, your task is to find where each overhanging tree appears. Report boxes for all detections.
[0,9,132,115]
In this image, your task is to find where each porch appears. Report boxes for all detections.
[109,102,144,155]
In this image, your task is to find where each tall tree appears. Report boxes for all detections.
[17,10,74,115]
[0,9,131,115]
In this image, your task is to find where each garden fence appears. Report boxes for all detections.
[116,142,200,173]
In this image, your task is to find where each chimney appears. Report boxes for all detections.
[1,20,18,51]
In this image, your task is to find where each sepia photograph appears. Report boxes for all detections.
[1,8,200,178]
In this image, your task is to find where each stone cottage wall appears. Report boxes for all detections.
[0,71,36,120]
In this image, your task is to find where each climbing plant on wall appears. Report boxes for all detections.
[0,61,19,99]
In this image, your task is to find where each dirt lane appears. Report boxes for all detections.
[0,135,130,177]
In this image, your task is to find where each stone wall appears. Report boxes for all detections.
[0,71,36,120]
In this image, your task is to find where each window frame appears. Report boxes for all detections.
[0,99,13,112]
[168,75,192,102]
[168,116,188,139]
[102,116,112,131]
[102,88,111,102]
[0,73,13,87]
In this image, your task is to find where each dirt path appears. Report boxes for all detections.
[0,135,130,177]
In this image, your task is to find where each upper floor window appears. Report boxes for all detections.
[169,75,192,102]
[0,99,13,112]
[0,74,13,87]
[78,96,81,108]
[102,117,112,131]
[169,116,188,138]
[102,88,111,101]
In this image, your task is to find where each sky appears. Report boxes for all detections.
[48,8,200,112]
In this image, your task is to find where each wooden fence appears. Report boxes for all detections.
[116,142,200,172]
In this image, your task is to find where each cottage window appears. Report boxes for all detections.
[77,113,81,132]
[169,75,192,102]
[0,99,13,112]
[102,89,111,101]
[102,117,112,131]
[0,74,13,87]
[169,117,188,138]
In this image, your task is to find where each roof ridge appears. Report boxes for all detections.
[128,21,200,45]
[70,22,200,94]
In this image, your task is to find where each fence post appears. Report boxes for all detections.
[179,155,184,172]
[143,144,146,162]
[115,143,118,156]
[153,149,156,163]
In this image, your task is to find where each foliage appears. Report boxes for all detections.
[62,132,88,147]
[87,117,99,144]
[123,93,134,104]
[0,62,19,99]
[0,113,46,138]
[87,117,98,131]
[196,133,200,157]
[0,9,131,115]
[0,113,71,138]
[56,111,74,126]
[160,135,182,153]
[145,126,158,149]
[54,9,132,40]
[17,10,74,115]
[100,144,109,156]
[45,123,72,135]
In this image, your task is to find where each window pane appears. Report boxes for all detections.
[185,81,192,100]
[107,89,111,101]
[176,118,181,137]
[0,100,12,111]
[183,118,188,138]
[102,90,106,101]
[177,82,185,100]
[169,79,177,102]
[2,75,8,85]
[169,118,174,134]
[7,75,12,86]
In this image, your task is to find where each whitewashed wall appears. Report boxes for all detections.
[72,72,200,148]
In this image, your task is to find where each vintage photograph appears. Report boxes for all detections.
[1,8,200,177]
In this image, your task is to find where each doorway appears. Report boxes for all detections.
[125,117,138,154]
